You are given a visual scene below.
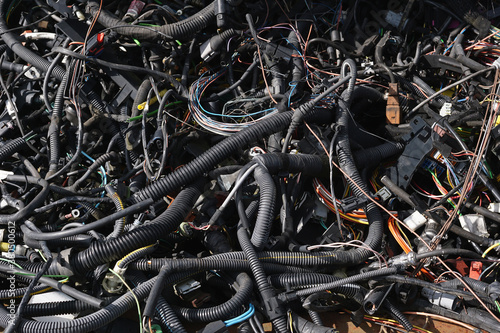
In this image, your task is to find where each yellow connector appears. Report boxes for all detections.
[137,89,168,110]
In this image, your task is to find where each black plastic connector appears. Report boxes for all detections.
[196,320,229,333]
[339,195,370,213]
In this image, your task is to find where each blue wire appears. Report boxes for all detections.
[288,81,297,106]
[81,151,107,208]
[443,28,467,55]
[224,304,255,326]
[81,151,107,186]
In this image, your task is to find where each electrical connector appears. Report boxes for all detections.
[403,211,427,231]
[440,102,452,117]
[421,288,459,310]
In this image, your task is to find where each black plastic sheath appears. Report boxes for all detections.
[0,264,103,308]
[0,175,49,225]
[21,198,153,241]
[71,180,204,274]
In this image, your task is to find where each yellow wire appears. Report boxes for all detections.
[107,268,143,333]
[395,219,412,250]
[364,315,433,333]
[116,243,155,268]
[483,242,500,257]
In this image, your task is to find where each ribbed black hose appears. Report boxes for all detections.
[23,300,96,317]
[384,300,413,331]
[353,141,404,170]
[334,60,384,264]
[0,0,65,81]
[86,1,216,41]
[237,208,288,332]
[131,110,295,204]
[250,166,276,251]
[0,137,28,163]
[46,70,69,178]
[172,272,253,322]
[71,179,204,274]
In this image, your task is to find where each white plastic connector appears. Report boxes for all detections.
[421,288,459,310]
[488,203,500,213]
[459,214,489,238]
[403,211,427,231]
[6,101,17,120]
[439,102,452,117]
[0,170,14,180]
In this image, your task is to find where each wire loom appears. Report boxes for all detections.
[2,0,500,332]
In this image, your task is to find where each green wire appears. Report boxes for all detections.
[24,134,37,142]
[138,23,160,27]
[127,101,184,122]
[496,300,500,313]
[14,272,69,279]
[430,169,461,215]
[319,219,328,230]
[0,258,23,269]
[107,268,143,333]
[152,0,162,4]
